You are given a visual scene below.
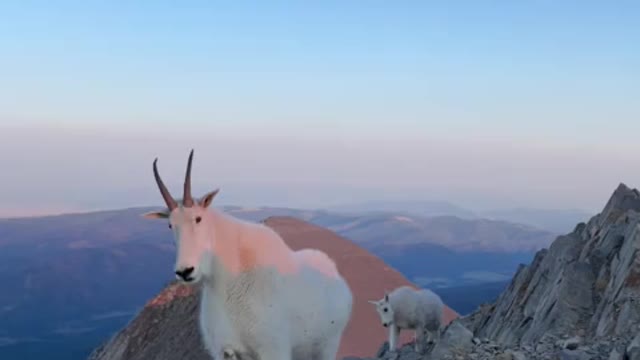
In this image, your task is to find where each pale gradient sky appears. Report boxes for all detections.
[0,1,639,216]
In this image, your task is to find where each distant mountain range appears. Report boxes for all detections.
[326,200,478,219]
[326,200,592,234]
[224,206,556,288]
[0,203,582,360]
[480,207,593,233]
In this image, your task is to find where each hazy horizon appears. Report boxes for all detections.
[1,125,636,218]
[1,2,638,217]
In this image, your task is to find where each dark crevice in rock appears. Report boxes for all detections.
[519,316,533,329]
[542,300,557,321]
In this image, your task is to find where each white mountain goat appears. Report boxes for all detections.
[142,150,353,360]
[368,286,444,354]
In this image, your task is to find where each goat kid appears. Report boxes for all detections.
[369,286,443,354]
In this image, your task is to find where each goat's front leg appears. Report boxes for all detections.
[433,326,441,345]
[388,324,400,351]
[414,327,425,354]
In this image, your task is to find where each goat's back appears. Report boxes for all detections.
[390,286,443,331]
[293,248,341,278]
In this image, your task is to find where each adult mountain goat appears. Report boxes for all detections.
[369,286,443,354]
[142,150,353,360]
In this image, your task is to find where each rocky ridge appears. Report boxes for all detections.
[351,183,640,360]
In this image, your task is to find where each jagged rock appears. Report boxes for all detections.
[608,348,623,360]
[556,349,590,360]
[462,183,640,348]
[626,332,640,360]
[430,321,474,359]
[376,342,389,358]
[510,350,527,360]
[563,336,582,350]
[495,351,514,360]
[374,342,421,360]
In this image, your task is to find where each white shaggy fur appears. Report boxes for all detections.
[368,286,443,354]
[143,152,353,360]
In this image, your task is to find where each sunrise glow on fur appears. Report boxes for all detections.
[143,149,353,360]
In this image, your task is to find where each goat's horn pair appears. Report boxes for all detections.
[152,149,195,210]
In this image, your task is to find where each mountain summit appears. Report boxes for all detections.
[88,216,458,359]
[360,183,640,360]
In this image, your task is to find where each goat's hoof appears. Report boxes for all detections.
[222,348,236,360]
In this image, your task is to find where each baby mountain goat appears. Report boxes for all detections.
[142,150,353,360]
[369,286,444,354]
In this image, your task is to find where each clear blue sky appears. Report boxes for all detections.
[0,1,639,215]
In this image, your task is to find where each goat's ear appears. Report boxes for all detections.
[368,300,378,306]
[141,211,169,219]
[199,189,220,208]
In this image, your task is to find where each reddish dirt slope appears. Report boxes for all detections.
[263,216,458,358]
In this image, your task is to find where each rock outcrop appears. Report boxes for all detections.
[351,183,640,360]
[465,183,640,342]
[88,283,208,360]
[88,216,458,360]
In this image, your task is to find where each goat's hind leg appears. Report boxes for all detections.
[414,326,426,354]
[314,335,341,360]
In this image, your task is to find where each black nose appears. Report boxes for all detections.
[175,267,194,281]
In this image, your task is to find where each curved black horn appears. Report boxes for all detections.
[183,149,194,207]
[153,158,178,210]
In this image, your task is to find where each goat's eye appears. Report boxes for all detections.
[168,223,172,229]
[383,308,388,312]
[195,216,202,224]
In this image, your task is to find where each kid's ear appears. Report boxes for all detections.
[199,189,220,208]
[141,210,169,219]
[368,300,378,305]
